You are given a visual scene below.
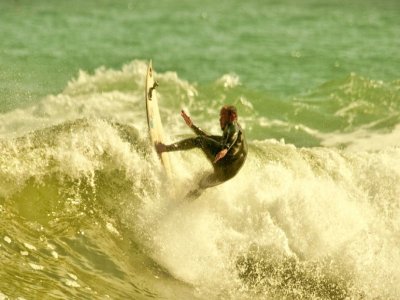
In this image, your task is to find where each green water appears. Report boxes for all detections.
[1,0,399,111]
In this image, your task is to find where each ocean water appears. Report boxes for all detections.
[1,0,400,299]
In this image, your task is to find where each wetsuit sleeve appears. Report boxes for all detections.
[190,124,208,136]
[222,123,239,151]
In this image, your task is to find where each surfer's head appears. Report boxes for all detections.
[220,105,237,129]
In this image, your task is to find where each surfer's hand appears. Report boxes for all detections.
[213,149,228,163]
[181,110,193,127]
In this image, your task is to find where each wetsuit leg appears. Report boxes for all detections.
[184,171,226,201]
[165,136,245,201]
[165,136,222,164]
[190,154,247,196]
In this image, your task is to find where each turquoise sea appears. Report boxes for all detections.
[1,0,400,299]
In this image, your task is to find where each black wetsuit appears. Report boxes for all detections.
[165,121,247,195]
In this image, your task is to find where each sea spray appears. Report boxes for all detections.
[1,61,399,299]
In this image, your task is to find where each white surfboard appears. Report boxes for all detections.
[145,60,172,177]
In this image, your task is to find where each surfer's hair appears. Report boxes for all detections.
[221,105,238,120]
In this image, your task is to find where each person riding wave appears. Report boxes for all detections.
[156,105,247,199]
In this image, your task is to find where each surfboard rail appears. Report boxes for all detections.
[145,60,172,177]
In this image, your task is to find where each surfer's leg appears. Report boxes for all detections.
[163,136,222,163]
[184,188,204,201]
[163,137,201,151]
[198,172,225,189]
[184,171,225,201]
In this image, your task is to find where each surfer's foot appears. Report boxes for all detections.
[184,188,203,201]
[155,143,167,153]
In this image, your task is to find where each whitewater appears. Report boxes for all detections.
[0,61,399,299]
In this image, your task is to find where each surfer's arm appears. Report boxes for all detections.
[181,110,207,136]
[190,124,207,136]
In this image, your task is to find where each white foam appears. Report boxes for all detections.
[29,263,44,271]
[1,59,399,298]
[216,73,241,89]
[321,123,400,151]
[0,292,8,300]
[144,140,400,298]
[51,251,59,259]
[23,242,36,251]
[106,222,120,237]
[62,278,80,288]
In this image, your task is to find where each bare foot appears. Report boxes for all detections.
[155,143,167,153]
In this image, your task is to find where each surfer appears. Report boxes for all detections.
[156,105,247,199]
